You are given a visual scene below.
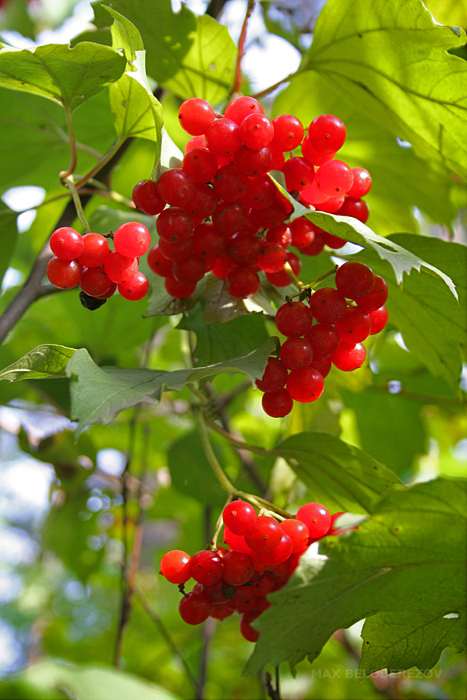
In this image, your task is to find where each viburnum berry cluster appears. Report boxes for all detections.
[257,261,389,417]
[160,499,354,642]
[46,222,151,304]
[136,95,372,300]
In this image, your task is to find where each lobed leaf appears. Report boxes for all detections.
[302,0,467,179]
[0,344,76,382]
[245,478,467,674]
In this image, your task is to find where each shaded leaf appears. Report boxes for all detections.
[21,659,180,700]
[167,430,226,506]
[352,235,466,391]
[270,432,403,514]
[103,4,144,63]
[0,344,76,382]
[0,200,18,285]
[0,42,126,110]
[66,339,277,431]
[245,478,467,674]
[177,304,269,367]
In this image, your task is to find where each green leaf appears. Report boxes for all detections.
[425,0,467,28]
[340,389,427,477]
[0,200,18,285]
[167,430,226,506]
[102,4,144,63]
[0,344,76,382]
[245,478,467,674]
[109,52,163,148]
[360,608,467,675]
[302,0,467,179]
[269,432,403,514]
[177,304,269,367]
[303,210,458,297]
[0,42,126,110]
[273,70,456,234]
[95,0,235,103]
[66,338,277,431]
[353,235,466,391]
[19,659,180,700]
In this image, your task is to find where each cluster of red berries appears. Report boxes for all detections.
[46,222,151,302]
[135,96,371,300]
[257,261,388,417]
[160,499,352,642]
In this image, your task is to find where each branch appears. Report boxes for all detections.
[229,0,257,100]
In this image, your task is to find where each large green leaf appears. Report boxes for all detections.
[94,0,235,103]
[273,71,456,235]
[353,235,467,391]
[269,432,402,514]
[66,339,276,431]
[0,42,126,110]
[301,0,467,179]
[14,659,180,700]
[425,0,467,27]
[0,344,76,382]
[245,478,467,674]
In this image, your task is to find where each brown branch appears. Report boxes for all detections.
[229,0,257,100]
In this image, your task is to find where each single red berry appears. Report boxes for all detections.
[257,243,286,273]
[283,156,315,192]
[337,197,370,223]
[305,324,340,358]
[280,519,309,552]
[240,113,274,150]
[182,148,218,183]
[245,516,282,553]
[114,221,151,258]
[78,233,110,268]
[156,207,193,244]
[280,337,313,370]
[179,590,212,625]
[356,275,388,312]
[79,266,111,297]
[46,257,81,289]
[227,266,260,298]
[189,550,224,585]
[224,96,263,124]
[104,251,138,283]
[308,114,346,153]
[316,160,354,195]
[223,526,255,554]
[223,501,257,535]
[309,287,347,324]
[205,118,242,157]
[275,301,313,337]
[286,366,325,403]
[164,276,196,298]
[50,227,83,260]
[296,502,331,538]
[335,261,375,299]
[256,357,288,392]
[331,341,366,371]
[369,305,388,334]
[178,98,215,135]
[262,532,293,565]
[157,169,196,207]
[132,179,166,215]
[347,167,372,198]
[222,551,254,586]
[118,271,149,301]
[160,550,191,584]
[261,388,293,418]
[334,306,371,343]
[147,244,173,277]
[270,114,304,151]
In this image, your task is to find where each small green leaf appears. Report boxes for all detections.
[102,4,144,63]
[109,52,163,149]
[245,478,467,674]
[66,339,276,431]
[269,432,403,514]
[0,344,76,382]
[177,304,269,367]
[302,0,467,179]
[0,42,126,110]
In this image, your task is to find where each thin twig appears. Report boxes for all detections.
[229,0,257,100]
[130,577,202,699]
[59,104,77,179]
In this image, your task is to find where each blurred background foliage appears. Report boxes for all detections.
[0,0,466,698]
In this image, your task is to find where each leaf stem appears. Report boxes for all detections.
[59,104,77,180]
[74,137,126,190]
[251,67,306,100]
[63,176,91,232]
[284,261,305,290]
[287,265,338,301]
[195,407,237,495]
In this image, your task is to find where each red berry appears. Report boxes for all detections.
[261,388,293,418]
[222,551,254,586]
[224,96,263,124]
[331,341,366,371]
[347,167,372,198]
[78,233,110,268]
[132,179,166,215]
[280,337,313,370]
[182,148,218,183]
[178,98,215,135]
[245,516,282,553]
[189,550,224,585]
[296,502,331,538]
[226,266,260,298]
[316,160,354,195]
[80,266,111,297]
[46,257,81,289]
[164,276,196,299]
[305,324,340,358]
[335,261,375,299]
[356,275,388,312]
[205,118,242,157]
[369,305,388,334]
[157,169,196,207]
[256,357,288,392]
[309,287,347,324]
[275,301,313,337]
[239,613,259,642]
[223,501,257,535]
[179,590,212,625]
[50,227,83,260]
[308,114,346,153]
[270,114,304,151]
[147,244,173,277]
[118,271,149,301]
[262,532,293,565]
[334,306,371,343]
[104,251,137,283]
[114,221,151,258]
[286,366,325,403]
[280,519,309,552]
[240,113,274,150]
[160,549,191,584]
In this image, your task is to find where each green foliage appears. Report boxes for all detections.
[302,0,467,178]
[0,344,76,381]
[0,42,126,110]
[246,478,467,674]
